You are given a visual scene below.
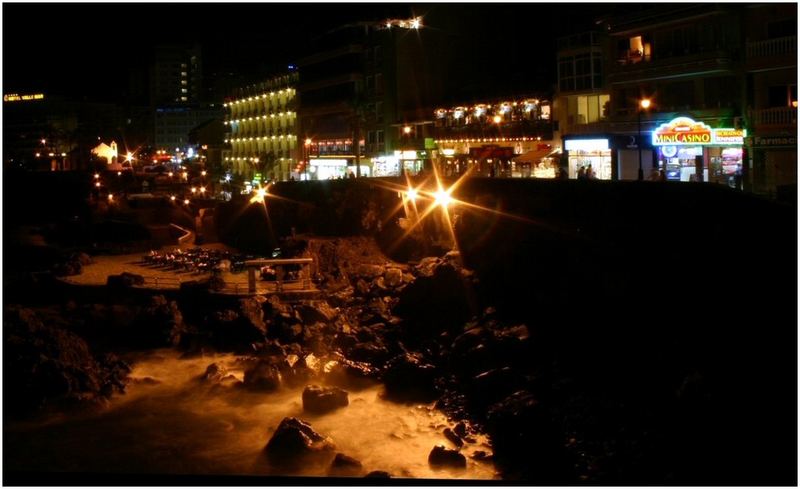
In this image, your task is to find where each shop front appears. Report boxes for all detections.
[564,138,613,179]
[652,117,746,186]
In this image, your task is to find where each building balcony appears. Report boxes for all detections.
[608,50,735,84]
[746,36,797,70]
[749,107,797,128]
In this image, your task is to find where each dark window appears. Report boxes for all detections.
[768,19,797,39]
[768,85,790,107]
[375,73,383,95]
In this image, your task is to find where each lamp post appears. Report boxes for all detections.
[637,98,651,181]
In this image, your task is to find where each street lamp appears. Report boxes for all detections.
[637,98,652,181]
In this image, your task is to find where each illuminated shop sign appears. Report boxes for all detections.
[564,139,609,151]
[652,117,746,146]
[3,93,45,102]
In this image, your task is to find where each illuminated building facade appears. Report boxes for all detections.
[601,5,748,183]
[297,14,444,179]
[432,97,556,178]
[554,4,796,189]
[222,72,300,183]
[742,3,797,196]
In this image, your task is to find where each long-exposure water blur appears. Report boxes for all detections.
[3,2,797,486]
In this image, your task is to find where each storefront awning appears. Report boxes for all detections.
[512,148,552,164]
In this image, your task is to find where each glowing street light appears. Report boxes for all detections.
[168,171,174,177]
[184,199,190,205]
[170,195,176,202]
[406,187,418,202]
[201,170,206,177]
[108,194,114,201]
[35,153,40,158]
[403,126,412,135]
[117,171,122,176]
[95,181,101,188]
[190,187,197,194]
[199,186,206,194]
[493,115,502,124]
[434,188,452,207]
[125,151,135,163]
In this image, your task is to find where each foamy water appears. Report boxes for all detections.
[4,349,497,480]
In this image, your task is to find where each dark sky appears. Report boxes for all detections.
[3,2,620,103]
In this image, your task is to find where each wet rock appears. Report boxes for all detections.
[302,385,349,413]
[333,333,358,351]
[382,352,438,401]
[469,367,527,408]
[265,417,335,456]
[73,252,94,266]
[296,302,337,324]
[3,306,129,416]
[132,295,186,348]
[428,445,467,468]
[239,296,267,333]
[365,470,391,478]
[201,363,228,382]
[347,342,390,366]
[356,263,385,280]
[453,421,469,438]
[384,267,403,288]
[444,427,464,447]
[329,453,363,476]
[471,450,493,461]
[394,262,474,337]
[355,279,370,297]
[243,360,282,391]
[208,308,265,353]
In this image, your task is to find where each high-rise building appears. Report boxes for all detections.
[150,44,203,106]
[296,14,444,179]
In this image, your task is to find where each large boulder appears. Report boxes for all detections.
[3,306,130,416]
[302,385,349,413]
[428,445,467,468]
[382,352,438,401]
[131,295,186,348]
[243,360,282,391]
[265,417,335,457]
[384,268,404,288]
[329,453,363,476]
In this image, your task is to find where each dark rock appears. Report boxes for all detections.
[296,302,337,324]
[265,417,335,456]
[356,263,385,279]
[384,267,403,287]
[428,445,467,468]
[106,272,144,287]
[355,279,370,297]
[131,295,186,348]
[365,470,391,478]
[471,450,493,461]
[207,308,267,352]
[73,252,93,266]
[347,342,390,366]
[3,306,129,416]
[383,352,438,401]
[454,421,468,438]
[333,333,358,351]
[394,262,475,338]
[444,427,464,447]
[329,453,363,476]
[469,367,526,407]
[243,360,282,391]
[302,385,349,413]
[202,363,228,383]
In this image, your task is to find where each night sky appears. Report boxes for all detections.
[3,2,627,103]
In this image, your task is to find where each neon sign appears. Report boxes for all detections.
[4,93,45,102]
[653,117,746,146]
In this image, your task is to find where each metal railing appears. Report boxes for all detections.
[750,107,797,126]
[746,36,797,58]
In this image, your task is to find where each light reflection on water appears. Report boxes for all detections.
[4,349,497,480]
